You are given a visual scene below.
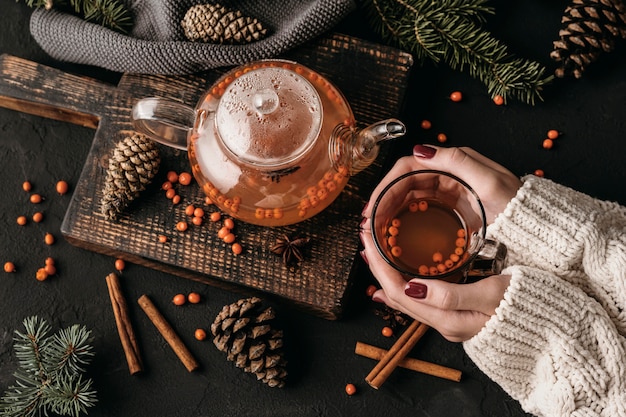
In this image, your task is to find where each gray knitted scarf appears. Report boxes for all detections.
[29,0,356,75]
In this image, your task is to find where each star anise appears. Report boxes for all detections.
[270,234,310,266]
[375,305,410,332]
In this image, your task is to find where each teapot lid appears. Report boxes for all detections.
[216,65,322,168]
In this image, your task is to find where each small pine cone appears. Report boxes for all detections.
[211,297,287,388]
[181,3,269,44]
[551,0,626,78]
[101,133,160,220]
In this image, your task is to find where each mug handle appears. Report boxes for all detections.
[465,239,508,281]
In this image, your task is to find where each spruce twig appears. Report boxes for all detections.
[0,316,97,417]
[17,0,132,34]
[361,0,554,105]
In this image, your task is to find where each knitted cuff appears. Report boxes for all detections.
[29,0,356,74]
[487,175,604,274]
[463,265,626,417]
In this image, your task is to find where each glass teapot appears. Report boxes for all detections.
[131,59,405,226]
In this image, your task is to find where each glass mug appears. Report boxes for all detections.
[370,170,507,283]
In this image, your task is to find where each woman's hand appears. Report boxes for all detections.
[360,145,522,341]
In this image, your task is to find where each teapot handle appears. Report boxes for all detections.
[131,97,195,151]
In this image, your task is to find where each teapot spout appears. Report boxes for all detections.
[350,118,406,174]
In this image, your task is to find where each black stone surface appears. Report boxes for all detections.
[1,1,624,416]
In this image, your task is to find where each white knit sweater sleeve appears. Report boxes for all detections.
[463,176,626,417]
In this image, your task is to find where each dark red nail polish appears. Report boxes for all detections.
[405,282,427,299]
[360,250,369,265]
[413,144,436,159]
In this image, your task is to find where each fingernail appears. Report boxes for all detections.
[359,217,367,230]
[405,282,427,299]
[360,250,369,265]
[359,231,366,247]
[372,294,385,304]
[361,202,369,217]
[413,144,436,159]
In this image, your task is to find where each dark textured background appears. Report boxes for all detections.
[1,1,624,416]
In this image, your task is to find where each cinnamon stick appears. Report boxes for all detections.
[105,273,143,375]
[356,342,462,382]
[365,320,429,389]
[137,294,199,372]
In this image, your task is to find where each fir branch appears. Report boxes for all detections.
[16,0,133,34]
[361,0,554,105]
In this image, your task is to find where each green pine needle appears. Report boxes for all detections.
[0,317,97,417]
[361,0,554,105]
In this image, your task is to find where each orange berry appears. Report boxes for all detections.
[547,129,560,139]
[418,265,429,275]
[165,188,176,199]
[115,258,125,271]
[171,194,181,205]
[36,268,48,281]
[381,326,394,337]
[223,233,236,244]
[30,194,42,204]
[534,169,545,177]
[456,228,466,238]
[387,226,399,236]
[437,133,447,143]
[4,262,16,273]
[185,204,195,216]
[231,242,243,255]
[158,234,168,243]
[217,226,230,239]
[420,119,432,130]
[45,257,55,266]
[192,216,203,226]
[172,293,186,306]
[44,264,56,275]
[432,251,443,263]
[455,237,466,248]
[193,207,205,218]
[17,215,27,226]
[32,212,43,223]
[418,200,428,211]
[390,246,402,257]
[166,171,179,183]
[178,172,192,185]
[56,180,69,195]
[345,383,357,396]
[542,138,554,150]
[450,91,463,102]
[22,181,32,192]
[493,95,504,106]
[176,221,188,232]
[224,218,235,230]
[194,328,207,341]
[162,181,173,190]
[187,292,201,304]
[365,284,377,297]
[391,218,401,228]
[210,211,221,222]
[44,233,55,245]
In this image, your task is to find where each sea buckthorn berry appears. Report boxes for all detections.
[418,200,428,211]
[30,194,43,204]
[188,292,201,304]
[204,196,213,205]
[32,212,43,223]
[387,226,399,236]
[390,246,402,257]
[166,171,179,183]
[457,228,466,238]
[444,259,454,268]
[36,268,48,281]
[172,293,186,306]
[56,180,69,195]
[44,264,56,276]
[165,188,176,199]
[450,91,463,102]
[210,212,221,222]
[231,242,243,255]
[194,328,207,341]
[345,383,357,396]
[224,218,235,230]
[115,258,125,271]
[17,215,27,226]
[454,247,465,256]
[45,257,55,266]
[455,237,466,248]
[191,216,202,226]
[409,202,419,212]
[176,221,188,232]
[22,181,32,192]
[255,208,264,219]
[4,262,16,273]
[193,207,205,218]
[223,233,236,244]
[420,119,432,130]
[162,181,173,190]
[429,266,438,275]
[418,265,429,275]
[449,253,460,263]
[534,169,545,177]
[171,195,181,205]
[365,284,377,297]
[381,326,394,337]
[158,234,168,243]
[547,129,560,139]
[185,204,195,216]
[44,233,55,245]
[437,263,447,273]
[309,196,319,207]
[217,226,230,239]
[493,95,504,106]
[432,251,443,263]
[542,138,554,150]
[178,172,192,185]
[387,236,397,247]
[391,218,401,228]
[437,133,447,143]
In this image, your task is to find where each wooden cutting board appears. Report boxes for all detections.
[0,33,413,319]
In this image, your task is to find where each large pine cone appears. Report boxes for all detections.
[181,3,269,44]
[211,297,287,388]
[551,0,626,78]
[101,133,160,220]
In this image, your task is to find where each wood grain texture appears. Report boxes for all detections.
[0,33,413,319]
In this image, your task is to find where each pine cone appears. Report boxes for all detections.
[551,0,626,78]
[101,133,160,220]
[211,297,287,388]
[181,3,269,44]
